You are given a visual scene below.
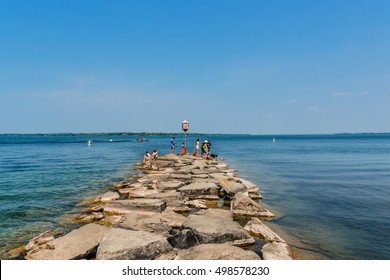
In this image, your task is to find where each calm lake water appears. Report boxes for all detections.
[1,133,390,259]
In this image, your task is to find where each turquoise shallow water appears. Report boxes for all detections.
[1,133,390,259]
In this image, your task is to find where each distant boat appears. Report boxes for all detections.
[137,137,149,142]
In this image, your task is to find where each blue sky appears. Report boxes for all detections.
[1,0,390,134]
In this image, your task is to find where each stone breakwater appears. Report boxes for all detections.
[22,154,292,260]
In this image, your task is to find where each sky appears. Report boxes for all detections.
[1,0,390,134]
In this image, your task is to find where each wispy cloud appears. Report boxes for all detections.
[333,92,352,97]
[285,99,297,104]
[308,106,322,112]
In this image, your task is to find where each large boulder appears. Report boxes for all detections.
[261,242,292,260]
[183,209,251,244]
[231,192,274,219]
[103,199,166,215]
[244,218,285,243]
[96,228,172,260]
[26,224,108,260]
[25,230,55,252]
[175,244,260,260]
[218,179,246,197]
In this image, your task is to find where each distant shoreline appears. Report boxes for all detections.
[1,132,390,137]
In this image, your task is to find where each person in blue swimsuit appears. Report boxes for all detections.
[170,137,176,153]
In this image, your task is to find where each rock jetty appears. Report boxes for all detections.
[22,154,292,260]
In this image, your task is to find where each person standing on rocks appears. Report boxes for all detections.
[181,142,187,155]
[170,137,176,154]
[193,138,200,156]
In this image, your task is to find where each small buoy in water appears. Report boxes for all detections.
[109,139,113,142]
[273,138,276,143]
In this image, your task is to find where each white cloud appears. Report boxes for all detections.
[333,92,352,97]
[285,99,297,104]
[308,106,322,112]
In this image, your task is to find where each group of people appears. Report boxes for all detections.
[143,149,158,162]
[143,136,213,163]
[170,137,212,159]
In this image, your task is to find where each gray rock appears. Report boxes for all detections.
[96,228,173,260]
[183,209,251,244]
[175,244,260,260]
[179,182,219,199]
[26,224,108,260]
[261,242,292,260]
[103,199,166,215]
[172,229,199,249]
[231,192,274,219]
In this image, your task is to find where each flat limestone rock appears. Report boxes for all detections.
[170,174,192,180]
[94,191,120,202]
[261,242,292,260]
[159,210,188,228]
[244,217,286,243]
[127,188,159,199]
[119,212,171,234]
[219,179,246,196]
[26,224,108,260]
[191,169,213,175]
[231,192,274,219]
[179,182,219,198]
[25,230,55,251]
[175,243,260,260]
[183,209,251,244]
[209,173,230,180]
[96,228,173,260]
[103,199,166,215]
[157,181,185,191]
